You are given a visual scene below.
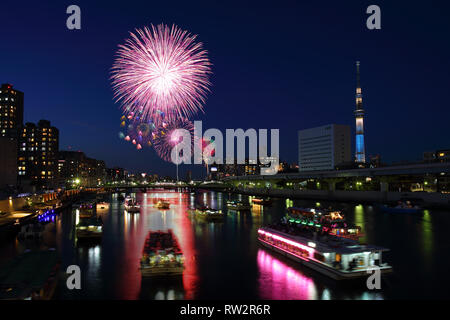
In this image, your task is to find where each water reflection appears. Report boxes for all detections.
[258,249,317,300]
[354,204,367,243]
[1,189,448,299]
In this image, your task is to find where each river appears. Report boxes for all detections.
[0,189,449,299]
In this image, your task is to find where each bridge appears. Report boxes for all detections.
[223,162,450,193]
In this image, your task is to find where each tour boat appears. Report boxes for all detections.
[0,249,60,300]
[124,197,140,213]
[76,216,103,242]
[140,230,185,278]
[257,224,392,280]
[226,200,251,211]
[154,200,170,210]
[287,207,362,240]
[252,198,272,206]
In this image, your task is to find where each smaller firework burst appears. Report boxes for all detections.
[118,111,159,150]
[153,118,195,162]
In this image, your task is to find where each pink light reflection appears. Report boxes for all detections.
[257,249,317,300]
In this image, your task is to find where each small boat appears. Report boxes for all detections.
[78,202,95,218]
[96,202,110,211]
[191,207,224,221]
[76,216,103,242]
[124,197,140,213]
[252,198,272,206]
[140,230,184,278]
[379,202,422,214]
[154,200,170,210]
[226,200,251,211]
[0,249,60,300]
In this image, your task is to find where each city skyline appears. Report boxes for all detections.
[1,1,450,177]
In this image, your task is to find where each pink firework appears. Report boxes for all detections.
[153,118,195,162]
[111,24,212,124]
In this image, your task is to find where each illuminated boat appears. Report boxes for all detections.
[287,207,362,240]
[226,200,251,211]
[76,216,103,242]
[124,197,140,213]
[257,226,392,280]
[78,202,95,218]
[252,198,272,206]
[96,202,110,211]
[192,207,224,221]
[154,200,170,210]
[140,230,185,278]
[0,249,59,300]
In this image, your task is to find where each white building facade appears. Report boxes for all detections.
[298,124,351,172]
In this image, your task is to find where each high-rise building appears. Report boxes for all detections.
[18,120,59,189]
[354,61,366,164]
[0,83,24,139]
[298,124,351,171]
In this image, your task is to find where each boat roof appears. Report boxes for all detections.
[261,227,389,255]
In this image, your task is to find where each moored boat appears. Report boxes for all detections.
[258,223,392,280]
[140,230,185,278]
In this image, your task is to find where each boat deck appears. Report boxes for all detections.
[261,226,389,254]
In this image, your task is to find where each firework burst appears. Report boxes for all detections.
[153,118,195,162]
[111,24,212,125]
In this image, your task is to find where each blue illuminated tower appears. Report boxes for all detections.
[354,61,366,164]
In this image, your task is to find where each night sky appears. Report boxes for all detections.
[1,0,449,178]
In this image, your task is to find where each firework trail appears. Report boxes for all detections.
[152,118,195,162]
[111,24,212,125]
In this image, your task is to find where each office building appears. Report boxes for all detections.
[298,124,351,171]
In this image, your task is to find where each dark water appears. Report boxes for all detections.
[1,189,449,300]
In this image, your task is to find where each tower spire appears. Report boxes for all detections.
[354,61,366,165]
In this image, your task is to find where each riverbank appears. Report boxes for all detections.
[229,187,450,208]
